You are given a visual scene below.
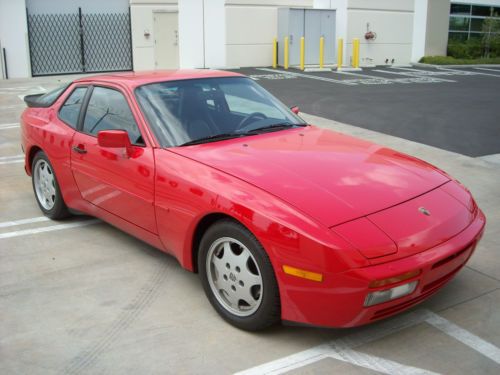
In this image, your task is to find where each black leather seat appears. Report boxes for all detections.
[179,86,219,140]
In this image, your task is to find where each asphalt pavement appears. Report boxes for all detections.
[235,65,500,158]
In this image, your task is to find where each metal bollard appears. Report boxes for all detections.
[337,38,343,70]
[300,37,305,71]
[272,37,277,69]
[353,38,360,68]
[319,37,324,69]
[284,36,289,70]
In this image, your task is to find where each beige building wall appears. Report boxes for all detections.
[424,0,450,57]
[225,0,313,68]
[345,0,415,66]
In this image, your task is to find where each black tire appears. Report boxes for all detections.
[198,219,281,331]
[31,151,70,220]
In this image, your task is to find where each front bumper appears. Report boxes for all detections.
[279,208,486,328]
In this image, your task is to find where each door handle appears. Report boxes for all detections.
[72,145,87,154]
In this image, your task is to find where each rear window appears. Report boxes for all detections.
[37,84,70,106]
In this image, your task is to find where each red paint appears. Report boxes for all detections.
[20,70,486,328]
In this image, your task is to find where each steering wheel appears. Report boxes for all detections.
[236,112,268,131]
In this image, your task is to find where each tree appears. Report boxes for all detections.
[482,18,500,58]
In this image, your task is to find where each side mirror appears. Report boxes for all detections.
[98,130,132,155]
[291,106,300,115]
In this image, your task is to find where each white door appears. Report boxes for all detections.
[154,12,179,69]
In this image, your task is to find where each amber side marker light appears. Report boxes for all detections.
[282,265,323,282]
[369,269,421,289]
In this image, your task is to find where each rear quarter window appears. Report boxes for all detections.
[58,87,87,128]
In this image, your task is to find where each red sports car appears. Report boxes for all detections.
[21,70,485,330]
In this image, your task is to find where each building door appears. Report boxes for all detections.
[320,11,336,65]
[304,10,336,65]
[154,12,179,69]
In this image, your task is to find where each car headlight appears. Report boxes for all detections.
[364,280,418,307]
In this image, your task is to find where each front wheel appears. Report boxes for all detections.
[198,219,280,331]
[31,151,70,219]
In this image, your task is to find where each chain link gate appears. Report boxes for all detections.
[27,7,133,76]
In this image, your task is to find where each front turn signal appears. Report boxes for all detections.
[369,269,421,288]
[282,265,323,282]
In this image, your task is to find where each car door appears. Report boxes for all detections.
[70,84,157,234]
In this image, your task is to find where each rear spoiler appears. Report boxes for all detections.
[24,93,47,108]
[23,83,70,108]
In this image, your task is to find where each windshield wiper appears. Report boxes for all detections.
[242,122,308,135]
[179,133,246,146]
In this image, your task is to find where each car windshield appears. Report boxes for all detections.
[135,77,305,147]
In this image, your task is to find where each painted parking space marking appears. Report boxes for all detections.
[257,68,357,85]
[257,68,458,86]
[249,73,298,81]
[373,69,456,82]
[438,67,500,78]
[0,218,100,240]
[0,155,24,165]
[235,309,500,374]
[0,123,20,130]
[2,104,25,110]
[0,216,50,228]
[426,313,500,365]
[473,67,500,76]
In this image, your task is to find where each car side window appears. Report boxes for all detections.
[58,87,87,128]
[83,86,144,145]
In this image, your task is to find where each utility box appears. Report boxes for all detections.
[278,8,336,67]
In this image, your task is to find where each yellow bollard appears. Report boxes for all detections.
[300,37,305,70]
[272,37,277,69]
[337,38,343,70]
[353,38,360,68]
[284,36,289,70]
[319,37,324,69]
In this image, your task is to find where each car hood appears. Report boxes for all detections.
[172,126,449,227]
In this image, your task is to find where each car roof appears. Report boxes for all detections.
[74,69,244,88]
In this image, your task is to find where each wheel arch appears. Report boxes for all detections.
[190,212,241,273]
[26,145,43,175]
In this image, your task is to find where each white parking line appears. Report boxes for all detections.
[0,216,50,228]
[0,155,24,161]
[257,68,456,86]
[0,123,20,130]
[438,67,500,78]
[373,69,456,82]
[329,349,439,375]
[426,312,500,365]
[473,67,500,73]
[0,122,19,128]
[235,309,500,374]
[0,159,24,165]
[0,219,100,239]
[0,155,24,165]
[257,68,356,85]
[2,105,25,109]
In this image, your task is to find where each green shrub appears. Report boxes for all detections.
[447,39,483,59]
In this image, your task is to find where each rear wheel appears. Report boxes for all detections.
[198,219,280,330]
[32,151,70,219]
